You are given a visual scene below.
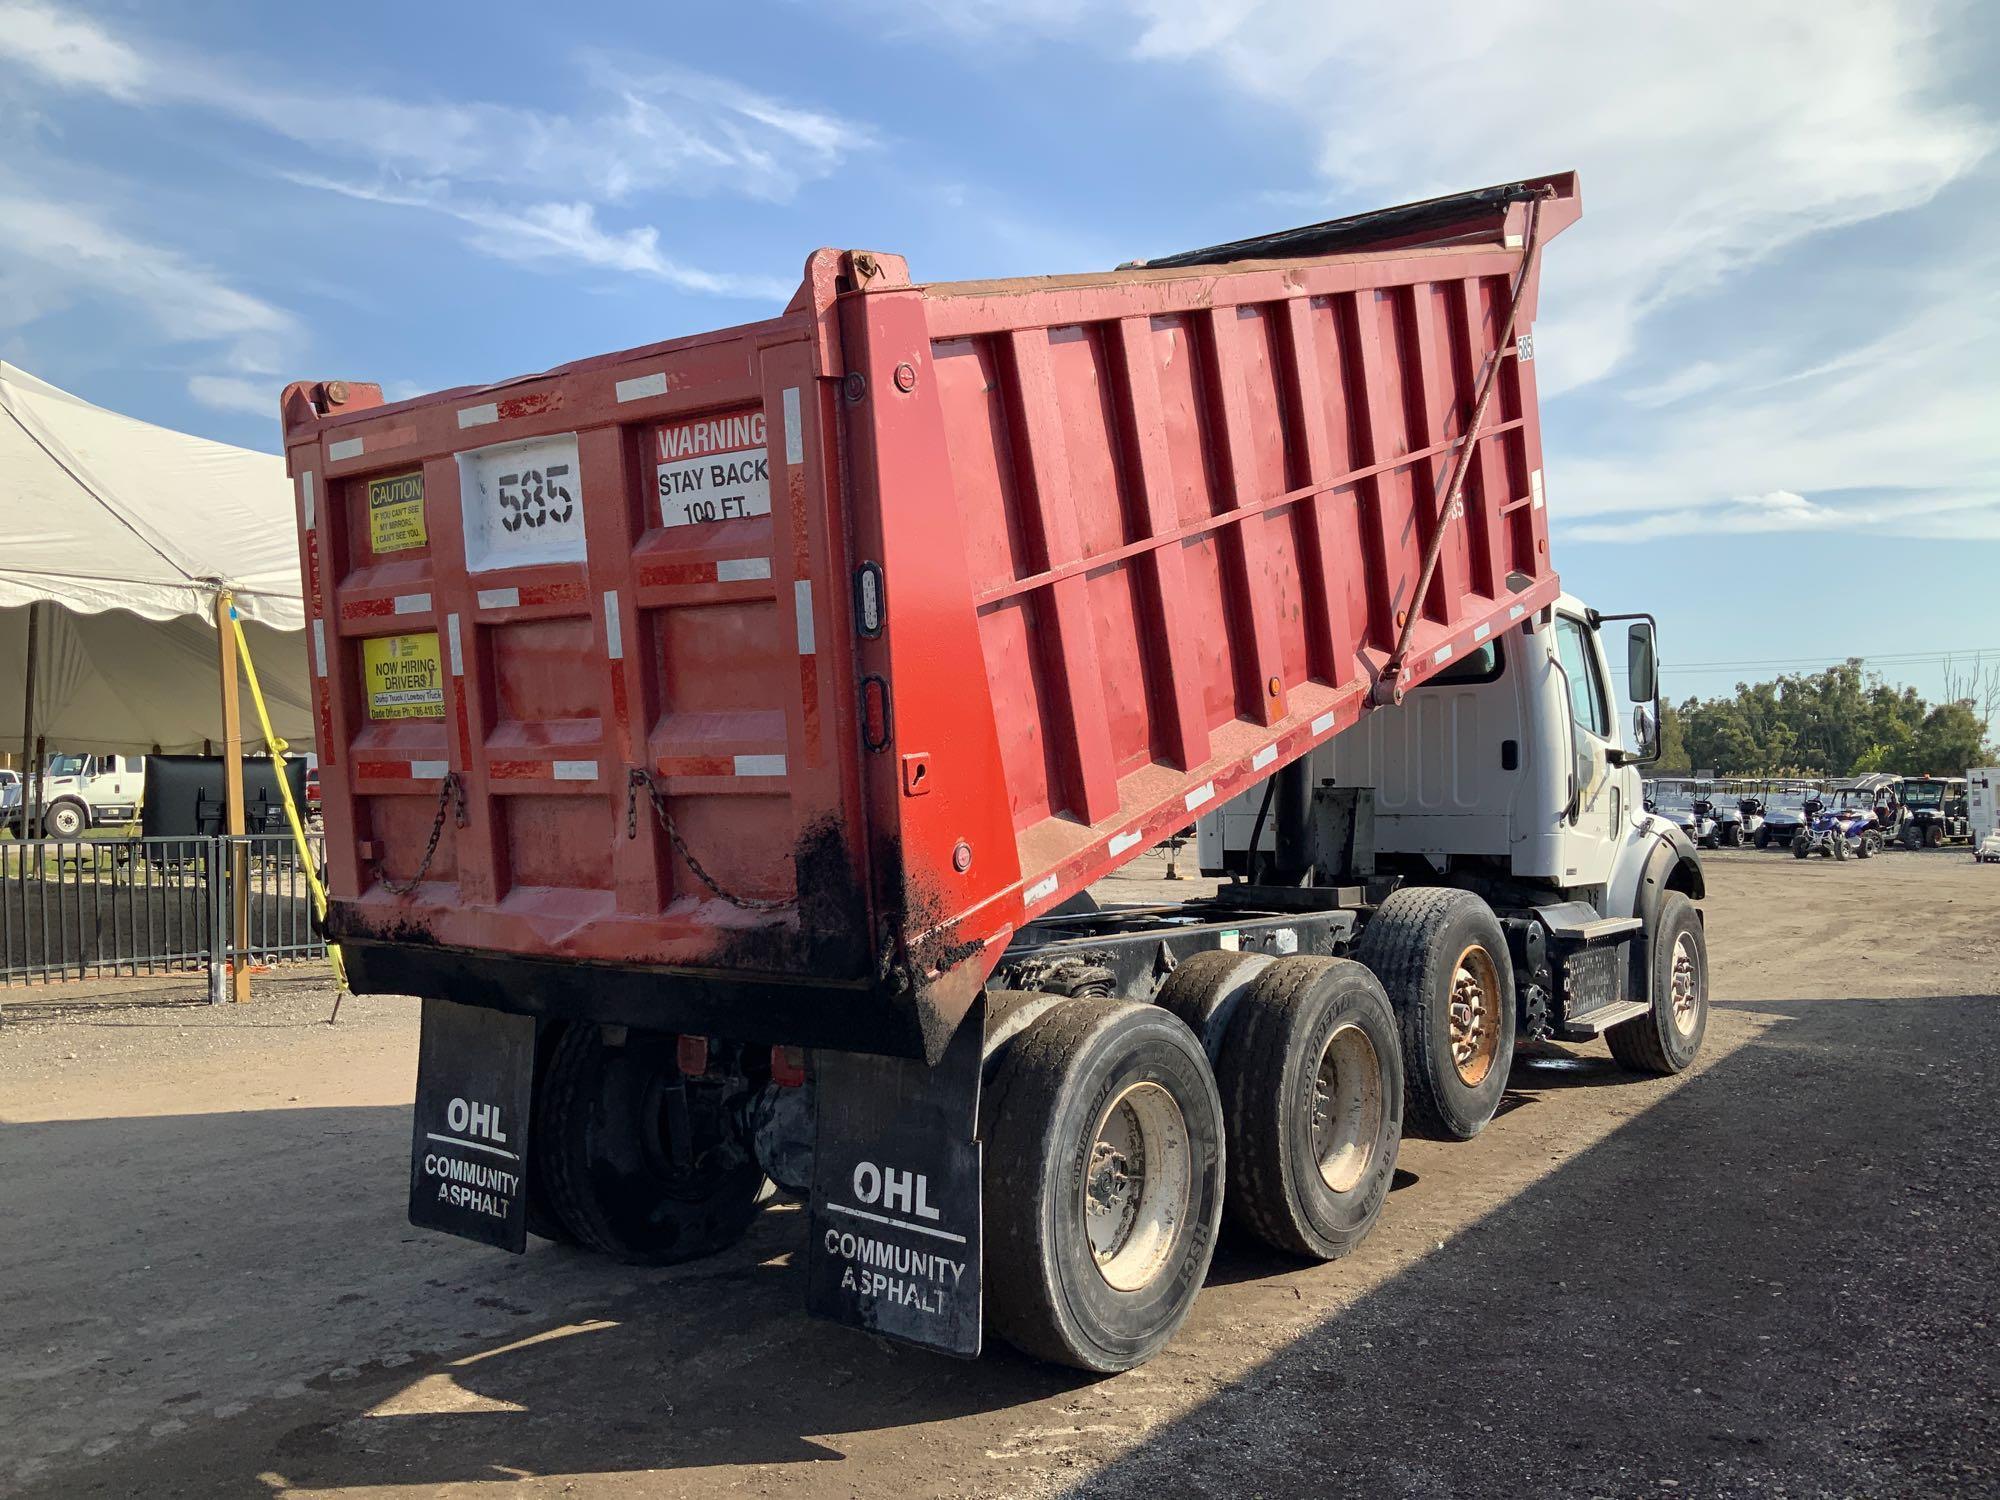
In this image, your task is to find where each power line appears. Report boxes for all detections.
[1612,647,2000,676]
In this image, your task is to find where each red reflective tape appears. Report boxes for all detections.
[497,391,562,422]
[518,580,587,608]
[356,761,408,781]
[610,671,630,736]
[638,561,717,588]
[342,596,394,621]
[317,696,335,767]
[452,690,471,764]
[656,755,732,778]
[305,531,324,614]
[488,760,546,780]
[800,656,820,770]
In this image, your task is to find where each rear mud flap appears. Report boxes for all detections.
[409,996,535,1253]
[806,996,985,1358]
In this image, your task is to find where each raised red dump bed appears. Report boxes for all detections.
[284,174,1579,1059]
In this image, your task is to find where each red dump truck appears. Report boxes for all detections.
[283,171,1708,1372]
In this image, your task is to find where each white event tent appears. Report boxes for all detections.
[0,361,314,771]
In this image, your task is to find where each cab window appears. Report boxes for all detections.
[1553,615,1609,737]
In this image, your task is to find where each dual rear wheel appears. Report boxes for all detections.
[983,957,1403,1370]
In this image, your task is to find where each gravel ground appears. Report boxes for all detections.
[1,849,1995,1498]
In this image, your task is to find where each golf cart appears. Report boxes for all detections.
[1897,775,1971,849]
[1792,773,1904,861]
[1754,780,1822,849]
[1644,778,1719,848]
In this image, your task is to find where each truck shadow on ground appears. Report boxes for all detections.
[13,995,1996,1498]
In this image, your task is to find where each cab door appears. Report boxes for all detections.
[1552,613,1619,888]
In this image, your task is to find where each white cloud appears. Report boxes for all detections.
[0,0,145,96]
[187,373,280,418]
[292,175,794,300]
[1113,0,1992,396]
[0,2,871,283]
[0,190,295,368]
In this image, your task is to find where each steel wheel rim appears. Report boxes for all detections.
[1312,1024,1384,1193]
[1448,943,1502,1087]
[1083,1081,1191,1293]
[1669,932,1702,1037]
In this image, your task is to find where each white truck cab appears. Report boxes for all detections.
[14,753,147,838]
[1198,593,1705,1077]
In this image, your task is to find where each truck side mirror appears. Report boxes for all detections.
[1626,622,1657,703]
[1631,703,1659,760]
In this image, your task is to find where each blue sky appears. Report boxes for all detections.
[3,0,1995,714]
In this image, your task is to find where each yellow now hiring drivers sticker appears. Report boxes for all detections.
[362,633,445,720]
[368,471,427,553]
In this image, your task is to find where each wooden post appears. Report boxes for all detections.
[215,590,251,1002]
[19,600,39,839]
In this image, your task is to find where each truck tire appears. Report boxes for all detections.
[524,1023,578,1245]
[45,800,86,838]
[1213,957,1402,1260]
[537,1023,768,1265]
[980,997,1224,1372]
[1154,949,1273,1063]
[1606,892,1707,1074]
[1352,886,1515,1141]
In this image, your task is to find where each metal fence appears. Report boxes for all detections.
[0,833,327,996]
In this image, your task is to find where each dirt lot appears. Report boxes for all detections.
[3,850,1996,1498]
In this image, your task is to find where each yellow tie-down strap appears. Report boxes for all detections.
[229,602,349,994]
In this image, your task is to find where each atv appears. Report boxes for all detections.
[1793,775,1902,861]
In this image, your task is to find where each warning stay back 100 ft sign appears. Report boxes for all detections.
[654,410,770,529]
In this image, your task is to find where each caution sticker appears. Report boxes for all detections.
[368,471,428,553]
[362,632,445,720]
[655,409,770,528]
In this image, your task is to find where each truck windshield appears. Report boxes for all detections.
[46,754,86,777]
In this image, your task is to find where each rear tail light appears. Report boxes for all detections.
[676,1034,709,1078]
[770,1045,807,1088]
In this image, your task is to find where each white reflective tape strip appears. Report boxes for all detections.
[1025,875,1059,904]
[717,557,771,582]
[1185,781,1215,811]
[734,754,787,777]
[795,580,816,655]
[783,387,804,465]
[409,759,449,780]
[457,402,499,428]
[553,760,598,782]
[616,372,667,403]
[1251,744,1277,772]
[1508,604,1526,620]
[328,437,363,461]
[1434,644,1455,664]
[603,591,623,659]
[1108,830,1141,857]
[299,470,316,529]
[446,613,464,676]
[1474,622,1492,641]
[1531,469,1545,509]
[1312,711,1337,735]
[1504,232,1524,249]
[394,592,431,614]
[477,587,520,610]
[311,619,327,677]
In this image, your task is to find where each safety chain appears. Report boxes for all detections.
[625,768,790,911]
[376,772,466,896]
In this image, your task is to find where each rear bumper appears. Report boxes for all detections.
[341,938,938,1060]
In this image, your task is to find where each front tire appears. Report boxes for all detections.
[1607,892,1708,1074]
[1754,827,1771,849]
[537,1024,768,1265]
[1856,831,1881,860]
[1352,887,1516,1141]
[981,998,1224,1372]
[1793,834,1812,860]
[45,800,86,838]
[1214,957,1402,1260]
